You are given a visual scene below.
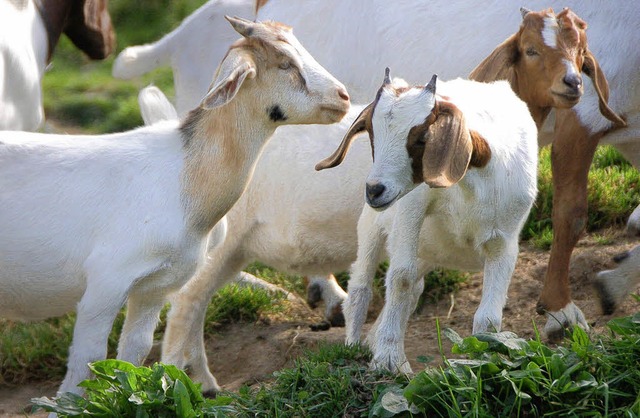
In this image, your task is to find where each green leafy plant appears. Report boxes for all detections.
[32,360,235,417]
[397,314,640,417]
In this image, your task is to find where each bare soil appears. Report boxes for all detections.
[1,228,638,417]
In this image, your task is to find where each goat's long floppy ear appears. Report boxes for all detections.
[64,0,116,60]
[315,103,373,171]
[582,50,627,128]
[202,53,256,109]
[422,101,473,188]
[469,33,518,85]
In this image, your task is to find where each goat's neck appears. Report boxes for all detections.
[527,105,552,130]
[180,102,275,233]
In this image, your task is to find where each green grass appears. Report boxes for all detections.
[31,314,640,417]
[522,146,640,249]
[0,281,285,386]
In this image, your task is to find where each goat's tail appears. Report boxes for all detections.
[112,40,171,79]
[138,85,178,125]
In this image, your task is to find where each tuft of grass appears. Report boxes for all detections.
[522,146,639,242]
[228,343,404,417]
[203,283,286,335]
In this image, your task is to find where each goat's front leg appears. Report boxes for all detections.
[473,234,519,334]
[367,190,427,374]
[58,276,129,396]
[538,110,593,341]
[161,252,246,395]
[343,205,387,345]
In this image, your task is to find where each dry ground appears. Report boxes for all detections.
[1,228,638,417]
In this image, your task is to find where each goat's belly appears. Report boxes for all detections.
[0,270,86,321]
[418,240,483,271]
[417,218,484,271]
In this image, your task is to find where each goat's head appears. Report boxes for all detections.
[38,0,116,61]
[470,7,624,127]
[200,16,350,125]
[316,70,490,210]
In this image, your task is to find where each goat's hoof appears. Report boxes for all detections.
[202,389,219,399]
[309,320,331,332]
[327,304,345,327]
[592,277,617,315]
[306,281,322,309]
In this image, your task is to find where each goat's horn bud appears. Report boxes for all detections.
[425,74,437,93]
[520,7,532,19]
[383,67,391,86]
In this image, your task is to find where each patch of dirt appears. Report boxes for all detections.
[1,229,638,416]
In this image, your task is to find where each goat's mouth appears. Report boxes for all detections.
[366,192,400,211]
[320,103,350,120]
[552,91,582,106]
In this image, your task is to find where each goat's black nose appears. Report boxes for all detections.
[366,181,386,201]
[563,74,582,90]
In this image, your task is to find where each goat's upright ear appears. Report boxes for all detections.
[422,101,473,188]
[582,50,627,128]
[315,103,373,171]
[469,33,518,85]
[202,54,256,109]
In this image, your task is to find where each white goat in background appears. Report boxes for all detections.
[0,16,349,397]
[316,72,538,372]
[0,0,115,131]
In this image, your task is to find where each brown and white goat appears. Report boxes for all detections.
[469,7,627,340]
[0,0,115,131]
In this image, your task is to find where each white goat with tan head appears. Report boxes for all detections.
[316,71,538,372]
[0,16,349,397]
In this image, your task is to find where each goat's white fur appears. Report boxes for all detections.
[0,18,348,397]
[341,78,538,372]
[0,0,48,131]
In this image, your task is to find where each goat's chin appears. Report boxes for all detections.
[551,91,582,108]
[317,105,350,124]
[366,192,401,211]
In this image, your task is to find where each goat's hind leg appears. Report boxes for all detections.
[116,287,167,366]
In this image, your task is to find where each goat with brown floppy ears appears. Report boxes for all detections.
[0,0,115,131]
[316,71,538,373]
[0,16,349,398]
[469,7,628,339]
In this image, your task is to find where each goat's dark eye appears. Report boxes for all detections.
[278,61,292,70]
[525,47,538,57]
